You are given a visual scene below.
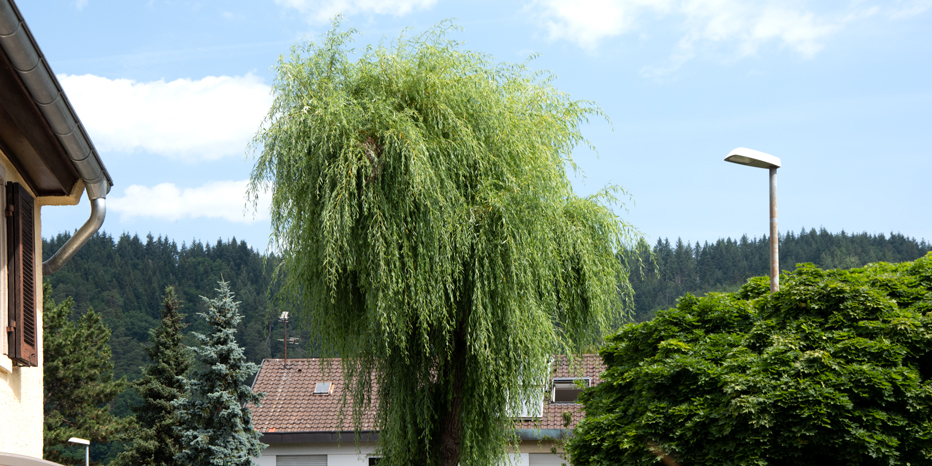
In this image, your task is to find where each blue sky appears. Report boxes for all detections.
[22,0,932,252]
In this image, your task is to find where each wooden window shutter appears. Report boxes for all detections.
[7,182,37,367]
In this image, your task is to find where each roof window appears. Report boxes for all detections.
[314,382,333,395]
[552,378,590,403]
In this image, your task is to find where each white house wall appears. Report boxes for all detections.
[256,442,567,466]
[258,442,379,466]
[0,154,44,458]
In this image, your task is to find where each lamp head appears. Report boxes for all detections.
[280,311,288,321]
[68,437,90,446]
[725,147,781,169]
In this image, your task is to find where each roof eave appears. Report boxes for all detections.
[0,0,112,200]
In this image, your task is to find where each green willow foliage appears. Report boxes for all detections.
[249,21,640,466]
[568,253,932,466]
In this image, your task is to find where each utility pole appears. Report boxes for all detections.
[279,311,289,362]
[277,311,301,366]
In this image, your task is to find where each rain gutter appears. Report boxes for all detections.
[516,428,569,441]
[0,0,113,275]
[0,452,64,466]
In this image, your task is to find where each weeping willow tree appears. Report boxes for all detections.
[249,20,640,466]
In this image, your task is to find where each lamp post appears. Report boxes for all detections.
[724,147,782,293]
[67,437,89,466]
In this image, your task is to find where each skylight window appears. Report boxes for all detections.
[552,378,590,403]
[314,382,332,395]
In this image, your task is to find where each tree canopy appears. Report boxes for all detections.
[249,21,639,466]
[43,283,134,465]
[113,286,191,466]
[628,229,931,321]
[174,281,265,466]
[567,253,932,466]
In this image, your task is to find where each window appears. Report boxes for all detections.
[551,378,590,404]
[314,382,332,395]
[509,362,550,419]
[368,458,381,465]
[276,455,327,466]
[514,392,544,418]
[508,385,545,419]
[5,182,36,367]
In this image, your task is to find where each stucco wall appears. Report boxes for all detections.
[0,154,45,458]
[256,440,563,466]
[259,442,379,466]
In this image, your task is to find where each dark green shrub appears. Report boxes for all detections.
[568,253,932,466]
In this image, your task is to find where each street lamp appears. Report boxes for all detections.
[67,437,89,466]
[724,147,782,293]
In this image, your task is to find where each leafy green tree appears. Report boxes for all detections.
[43,283,135,465]
[112,287,191,466]
[567,253,932,466]
[248,21,639,466]
[174,281,265,466]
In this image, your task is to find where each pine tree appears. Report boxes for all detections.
[174,281,265,466]
[43,283,135,465]
[112,287,191,466]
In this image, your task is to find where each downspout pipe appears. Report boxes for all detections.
[42,198,105,275]
[0,0,113,275]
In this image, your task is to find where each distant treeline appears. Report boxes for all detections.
[41,232,312,422]
[42,228,932,413]
[628,228,932,321]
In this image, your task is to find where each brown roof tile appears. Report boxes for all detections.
[249,358,376,433]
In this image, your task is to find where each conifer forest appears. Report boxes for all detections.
[627,228,931,321]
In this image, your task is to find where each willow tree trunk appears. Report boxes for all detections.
[439,328,467,466]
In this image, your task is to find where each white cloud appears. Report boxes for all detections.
[888,0,932,19]
[529,0,926,72]
[58,74,272,161]
[75,0,88,10]
[109,180,271,224]
[276,0,437,23]
[533,0,670,50]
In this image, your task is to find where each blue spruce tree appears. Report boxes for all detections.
[175,281,265,465]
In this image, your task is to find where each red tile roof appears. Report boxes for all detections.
[249,355,605,434]
[249,358,376,433]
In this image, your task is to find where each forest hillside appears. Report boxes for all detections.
[41,232,309,419]
[629,228,931,321]
[42,228,931,413]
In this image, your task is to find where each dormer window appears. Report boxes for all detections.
[552,378,590,403]
[314,382,332,395]
[513,393,544,419]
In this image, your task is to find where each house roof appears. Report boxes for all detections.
[0,0,112,199]
[520,354,605,431]
[249,355,605,439]
[249,358,377,435]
